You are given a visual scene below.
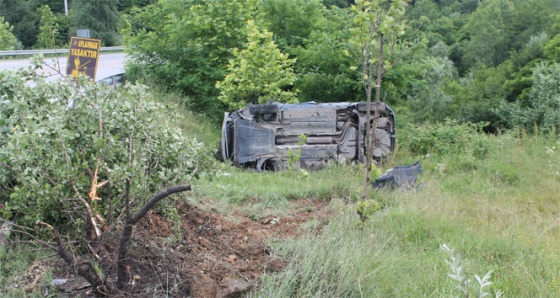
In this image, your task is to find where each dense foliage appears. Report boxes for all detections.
[3,0,559,132]
[123,0,257,121]
[2,1,560,295]
[216,20,299,109]
[509,62,560,133]
[0,59,214,232]
[0,0,153,48]
[36,5,58,49]
[69,0,121,46]
[121,0,560,133]
[0,16,19,50]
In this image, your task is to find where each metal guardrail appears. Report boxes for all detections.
[0,46,125,57]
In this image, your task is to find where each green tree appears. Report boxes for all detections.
[260,0,325,49]
[436,0,479,14]
[30,1,71,47]
[124,0,257,119]
[543,15,560,63]
[292,6,363,103]
[458,0,558,71]
[0,16,19,50]
[217,20,298,109]
[501,32,549,103]
[294,4,415,105]
[0,0,39,48]
[407,0,455,46]
[507,0,558,52]
[460,0,514,68]
[118,0,154,12]
[70,0,121,45]
[408,49,458,123]
[36,5,58,48]
[54,12,70,47]
[323,0,355,8]
[444,64,509,132]
[37,0,74,14]
[349,0,407,198]
[510,62,560,134]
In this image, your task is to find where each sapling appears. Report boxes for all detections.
[356,164,382,229]
[356,199,380,230]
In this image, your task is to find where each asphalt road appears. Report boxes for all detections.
[0,52,126,82]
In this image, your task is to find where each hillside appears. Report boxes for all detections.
[2,0,560,296]
[1,80,559,296]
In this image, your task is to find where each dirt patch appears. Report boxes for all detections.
[44,198,333,297]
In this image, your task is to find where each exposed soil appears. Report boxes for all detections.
[21,198,333,297]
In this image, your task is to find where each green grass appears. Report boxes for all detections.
[187,116,560,296]
[244,130,560,297]
[0,244,55,297]
[149,89,221,146]
[3,89,560,296]
[192,162,364,216]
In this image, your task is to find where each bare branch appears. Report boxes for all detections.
[125,178,131,222]
[117,184,191,290]
[128,127,135,168]
[0,161,12,170]
[129,185,191,225]
[76,195,102,239]
[0,219,56,250]
[58,136,103,240]
[37,221,110,295]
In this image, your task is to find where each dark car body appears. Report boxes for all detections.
[97,73,125,87]
[218,101,396,171]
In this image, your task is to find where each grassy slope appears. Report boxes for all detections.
[2,90,559,296]
[195,130,560,297]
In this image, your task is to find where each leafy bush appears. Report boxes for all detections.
[510,62,560,134]
[407,55,458,123]
[0,60,214,232]
[356,199,380,229]
[400,119,489,160]
[397,119,491,172]
[123,0,256,120]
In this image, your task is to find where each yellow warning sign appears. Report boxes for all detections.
[66,37,101,80]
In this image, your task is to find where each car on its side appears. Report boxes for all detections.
[217,101,396,171]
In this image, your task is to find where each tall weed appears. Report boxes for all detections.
[253,131,560,297]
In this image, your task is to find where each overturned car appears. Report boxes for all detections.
[218,101,396,171]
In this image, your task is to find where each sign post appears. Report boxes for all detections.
[66,37,101,80]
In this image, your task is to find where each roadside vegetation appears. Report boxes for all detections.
[0,60,216,295]
[1,73,559,296]
[193,118,560,297]
[2,0,560,297]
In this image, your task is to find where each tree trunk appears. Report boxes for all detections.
[117,185,191,290]
[361,33,385,199]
